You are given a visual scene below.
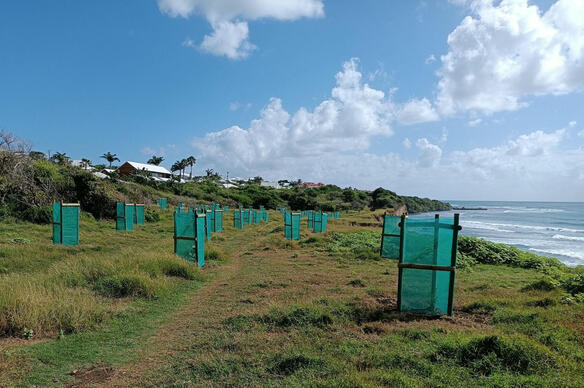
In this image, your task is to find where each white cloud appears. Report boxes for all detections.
[578,130,584,138]
[437,0,584,115]
[199,20,255,59]
[182,38,196,48]
[416,138,442,167]
[158,0,324,59]
[425,54,436,64]
[396,98,439,125]
[569,120,577,127]
[468,118,482,126]
[190,58,584,200]
[194,59,394,171]
[229,102,240,111]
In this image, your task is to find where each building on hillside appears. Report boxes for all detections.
[302,182,324,188]
[260,181,282,189]
[71,160,91,170]
[117,161,172,181]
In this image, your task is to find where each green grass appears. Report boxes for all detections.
[1,209,583,387]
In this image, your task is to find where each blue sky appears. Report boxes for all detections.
[1,0,583,201]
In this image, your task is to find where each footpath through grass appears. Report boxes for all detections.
[1,211,584,387]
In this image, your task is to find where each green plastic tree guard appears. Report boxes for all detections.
[213,209,224,233]
[313,212,327,233]
[380,215,401,259]
[397,214,461,316]
[284,212,301,240]
[234,210,244,229]
[134,204,145,225]
[116,202,134,231]
[173,211,205,267]
[52,202,80,246]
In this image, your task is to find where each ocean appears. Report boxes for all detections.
[411,201,584,267]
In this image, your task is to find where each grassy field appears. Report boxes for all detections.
[1,209,583,387]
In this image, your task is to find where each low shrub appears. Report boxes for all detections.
[433,335,556,376]
[145,207,161,223]
[93,274,157,299]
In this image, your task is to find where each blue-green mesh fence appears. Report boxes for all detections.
[398,214,461,316]
[213,209,224,232]
[307,211,314,229]
[134,204,145,225]
[313,212,327,233]
[253,210,261,225]
[157,198,167,209]
[284,212,301,240]
[380,215,400,259]
[234,210,244,229]
[52,202,80,245]
[174,211,205,267]
[334,211,340,219]
[116,202,135,231]
[205,212,212,241]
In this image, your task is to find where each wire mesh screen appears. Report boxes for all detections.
[134,204,145,225]
[398,215,460,316]
[174,211,205,267]
[52,202,80,245]
[380,215,401,259]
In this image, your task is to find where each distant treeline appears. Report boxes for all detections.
[0,150,451,224]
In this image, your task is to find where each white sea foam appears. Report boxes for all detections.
[462,221,584,234]
[552,234,584,242]
[530,248,584,262]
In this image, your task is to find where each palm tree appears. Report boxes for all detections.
[185,156,196,179]
[51,152,70,165]
[171,160,185,181]
[205,168,214,177]
[80,158,91,170]
[101,152,120,168]
[147,155,164,165]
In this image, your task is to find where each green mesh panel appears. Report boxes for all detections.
[334,211,340,219]
[264,211,269,223]
[52,202,60,244]
[307,211,314,229]
[254,210,261,225]
[158,198,167,209]
[116,202,134,231]
[134,204,145,225]
[292,213,300,240]
[399,216,459,316]
[214,210,224,232]
[174,212,205,267]
[196,214,206,267]
[125,204,134,231]
[234,210,244,229]
[313,212,327,233]
[205,212,212,241]
[224,206,229,212]
[52,202,79,245]
[381,215,401,259]
[284,212,300,240]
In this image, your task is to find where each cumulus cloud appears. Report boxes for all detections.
[199,20,256,59]
[396,98,439,125]
[403,138,412,149]
[194,59,394,171]
[158,0,324,59]
[437,0,584,115]
[416,138,442,167]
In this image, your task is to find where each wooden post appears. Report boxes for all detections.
[447,213,461,316]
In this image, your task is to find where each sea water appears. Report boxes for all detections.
[411,201,584,267]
